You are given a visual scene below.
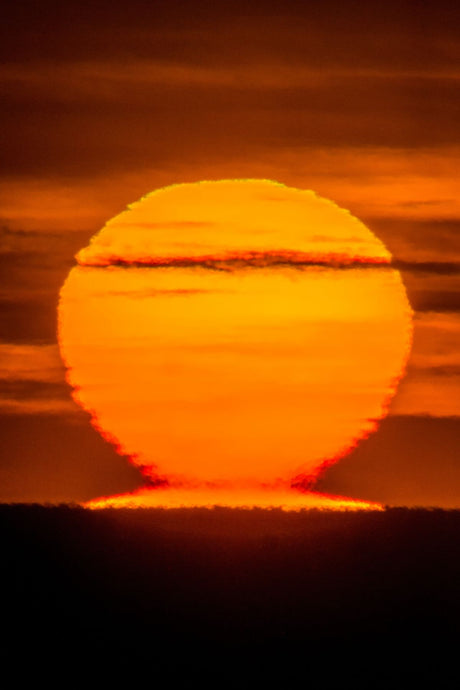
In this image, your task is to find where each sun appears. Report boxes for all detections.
[58,180,412,510]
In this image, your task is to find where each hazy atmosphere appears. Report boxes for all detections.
[1,0,459,506]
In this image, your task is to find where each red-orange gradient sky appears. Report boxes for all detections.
[1,0,459,507]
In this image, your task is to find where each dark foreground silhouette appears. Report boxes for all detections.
[2,505,459,682]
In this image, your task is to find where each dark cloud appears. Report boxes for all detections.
[2,74,460,179]
[78,250,392,271]
[0,378,69,402]
[365,217,460,262]
[1,0,459,67]
[77,250,460,278]
[0,297,59,345]
[0,225,67,239]
[1,0,459,181]
[410,365,460,377]
[361,217,460,314]
[0,227,94,344]
[409,289,460,313]
[395,260,460,276]
[346,218,460,313]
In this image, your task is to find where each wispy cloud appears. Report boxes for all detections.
[0,379,69,400]
[77,250,392,272]
[99,288,226,299]
[76,249,460,278]
[0,343,64,381]
[409,289,460,313]
[0,343,72,414]
[395,260,460,276]
[390,312,460,417]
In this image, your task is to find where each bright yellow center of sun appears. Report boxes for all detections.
[58,180,412,509]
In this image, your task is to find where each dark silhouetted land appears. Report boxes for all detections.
[2,505,459,683]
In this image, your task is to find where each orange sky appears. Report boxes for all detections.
[1,1,459,507]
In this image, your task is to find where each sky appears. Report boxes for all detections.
[1,0,459,506]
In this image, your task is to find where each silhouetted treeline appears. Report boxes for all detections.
[1,505,459,683]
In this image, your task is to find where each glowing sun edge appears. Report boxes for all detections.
[58,179,413,511]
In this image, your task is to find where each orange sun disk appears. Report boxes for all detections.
[58,180,412,511]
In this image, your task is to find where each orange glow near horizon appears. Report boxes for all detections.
[58,180,412,510]
[85,484,383,511]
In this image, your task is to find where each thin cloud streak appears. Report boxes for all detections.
[0,343,64,381]
[409,290,460,314]
[390,311,460,417]
[76,250,460,276]
[0,343,72,414]
[77,250,391,271]
[395,260,460,275]
[0,379,69,401]
[2,61,460,99]
[96,288,228,299]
